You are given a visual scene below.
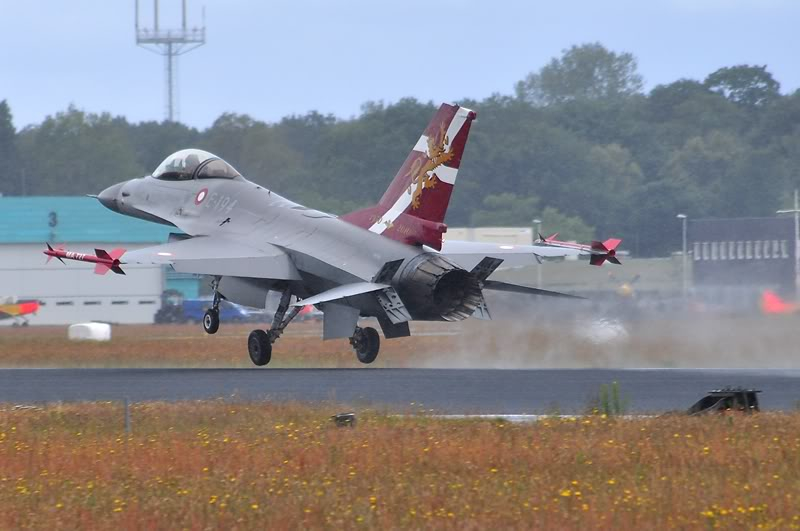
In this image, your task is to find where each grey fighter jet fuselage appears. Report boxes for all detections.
[69,103,591,366]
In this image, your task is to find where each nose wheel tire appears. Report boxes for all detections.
[248,330,272,366]
[352,326,380,364]
[203,309,220,335]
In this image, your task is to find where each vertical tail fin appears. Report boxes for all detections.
[761,289,797,314]
[342,103,477,250]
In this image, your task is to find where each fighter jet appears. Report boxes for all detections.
[51,103,600,366]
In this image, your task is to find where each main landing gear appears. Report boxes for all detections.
[350,326,380,364]
[203,280,383,367]
[203,277,221,335]
[248,289,301,367]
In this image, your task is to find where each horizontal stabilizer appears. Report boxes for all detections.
[471,293,492,320]
[294,282,389,307]
[482,280,585,300]
[470,256,504,282]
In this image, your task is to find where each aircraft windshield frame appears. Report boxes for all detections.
[151,149,240,181]
[196,158,241,180]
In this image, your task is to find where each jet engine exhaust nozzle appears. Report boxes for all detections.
[395,253,482,321]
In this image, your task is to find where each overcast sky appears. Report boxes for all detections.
[1,0,797,129]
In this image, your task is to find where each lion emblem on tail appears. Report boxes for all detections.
[407,122,455,209]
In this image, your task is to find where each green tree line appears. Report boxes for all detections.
[2,43,799,256]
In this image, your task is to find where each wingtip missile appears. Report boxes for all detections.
[43,245,126,275]
[534,235,623,266]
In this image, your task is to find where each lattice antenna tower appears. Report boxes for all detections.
[135,0,206,122]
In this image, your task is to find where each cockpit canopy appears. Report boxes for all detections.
[152,149,241,181]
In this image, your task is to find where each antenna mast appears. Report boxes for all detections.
[135,0,206,122]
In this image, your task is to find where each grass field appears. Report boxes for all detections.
[1,402,799,529]
[1,314,799,369]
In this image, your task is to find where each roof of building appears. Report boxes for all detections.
[0,196,173,244]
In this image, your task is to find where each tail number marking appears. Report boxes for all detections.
[200,192,238,214]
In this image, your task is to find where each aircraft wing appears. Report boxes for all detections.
[122,236,301,280]
[482,280,585,300]
[440,240,581,271]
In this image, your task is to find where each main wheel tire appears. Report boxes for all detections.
[355,326,380,364]
[203,309,220,334]
[248,330,272,366]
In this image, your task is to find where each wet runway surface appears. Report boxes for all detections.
[2,368,799,413]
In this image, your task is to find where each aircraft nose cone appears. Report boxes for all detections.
[97,182,124,212]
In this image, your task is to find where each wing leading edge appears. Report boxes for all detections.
[122,236,301,280]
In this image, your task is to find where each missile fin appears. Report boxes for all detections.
[95,249,112,260]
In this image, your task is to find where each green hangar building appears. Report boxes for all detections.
[0,196,200,325]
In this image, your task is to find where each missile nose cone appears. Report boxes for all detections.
[97,182,124,212]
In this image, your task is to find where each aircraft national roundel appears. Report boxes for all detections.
[195,188,209,205]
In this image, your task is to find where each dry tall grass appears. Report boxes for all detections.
[1,402,799,529]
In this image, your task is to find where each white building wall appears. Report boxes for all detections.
[446,227,534,245]
[0,243,164,325]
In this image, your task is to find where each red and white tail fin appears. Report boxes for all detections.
[761,289,798,314]
[341,103,477,250]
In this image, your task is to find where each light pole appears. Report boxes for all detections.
[677,214,688,299]
[532,218,542,288]
[776,189,800,294]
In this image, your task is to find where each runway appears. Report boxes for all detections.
[1,368,798,413]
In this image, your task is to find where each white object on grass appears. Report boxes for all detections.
[67,322,112,341]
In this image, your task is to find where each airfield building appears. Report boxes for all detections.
[0,196,200,325]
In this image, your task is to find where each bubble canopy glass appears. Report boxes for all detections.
[152,149,241,181]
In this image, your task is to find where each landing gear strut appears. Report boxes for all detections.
[350,326,380,364]
[248,288,301,367]
[203,276,221,335]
